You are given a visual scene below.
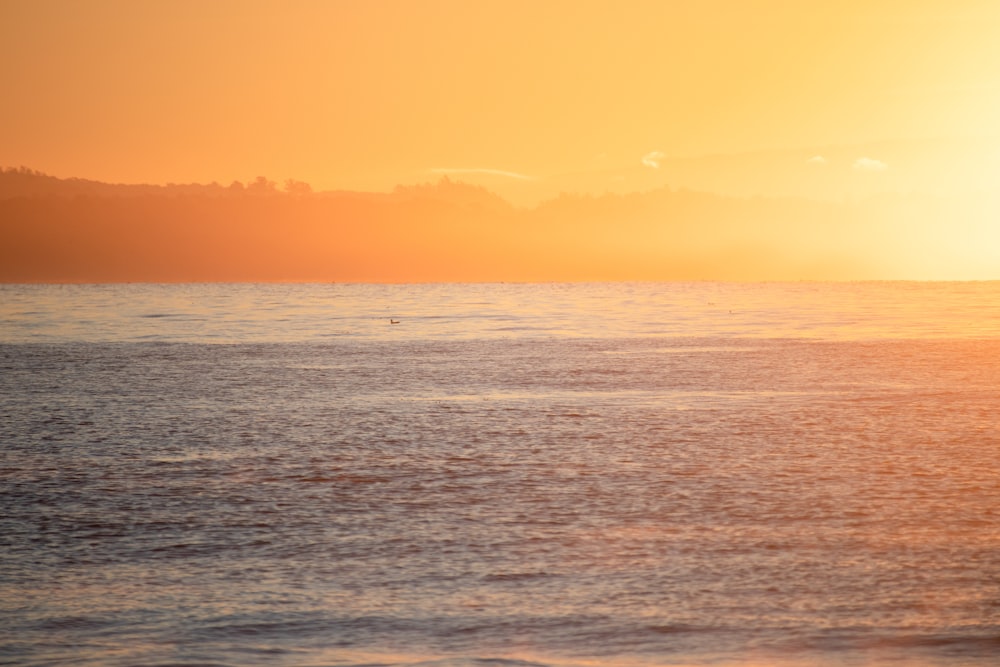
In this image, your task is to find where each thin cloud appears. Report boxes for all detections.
[641,151,665,169]
[429,168,533,180]
[805,155,828,166]
[853,157,888,172]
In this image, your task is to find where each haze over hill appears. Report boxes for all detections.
[3,167,998,282]
[434,138,1000,206]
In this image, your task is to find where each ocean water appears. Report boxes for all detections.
[1,282,999,667]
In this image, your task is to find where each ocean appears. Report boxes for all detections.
[1,282,999,667]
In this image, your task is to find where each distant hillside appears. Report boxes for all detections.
[0,167,167,198]
[0,167,510,206]
[2,167,997,281]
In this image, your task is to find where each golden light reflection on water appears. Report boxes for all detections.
[3,283,999,666]
[2,282,1000,343]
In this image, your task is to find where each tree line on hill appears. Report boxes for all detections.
[1,167,994,281]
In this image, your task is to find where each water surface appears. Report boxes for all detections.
[2,282,999,667]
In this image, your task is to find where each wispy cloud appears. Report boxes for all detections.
[429,168,533,180]
[641,151,665,168]
[853,157,888,172]
[805,155,828,166]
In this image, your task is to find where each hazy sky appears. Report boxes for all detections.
[4,0,1000,191]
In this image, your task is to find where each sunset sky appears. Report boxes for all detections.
[3,1,1000,280]
[4,0,1000,191]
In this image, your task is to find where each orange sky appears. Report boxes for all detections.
[3,1,1000,281]
[3,0,1000,191]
